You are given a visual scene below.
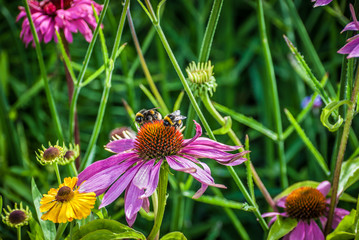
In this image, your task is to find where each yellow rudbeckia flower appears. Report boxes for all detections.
[40,177,96,223]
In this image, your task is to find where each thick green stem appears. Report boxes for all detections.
[257,0,288,188]
[80,0,130,170]
[17,226,21,240]
[147,164,169,240]
[53,163,62,185]
[23,0,63,143]
[325,65,359,235]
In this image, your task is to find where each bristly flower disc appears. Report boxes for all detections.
[79,120,248,227]
[2,202,32,228]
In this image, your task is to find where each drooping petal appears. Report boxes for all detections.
[313,0,333,7]
[182,120,202,147]
[317,181,331,197]
[140,159,162,199]
[183,137,242,151]
[287,220,305,240]
[105,139,135,153]
[332,207,350,229]
[133,159,155,190]
[142,197,150,212]
[79,157,139,195]
[307,219,324,240]
[100,161,144,208]
[277,196,287,208]
[124,182,144,227]
[78,152,137,184]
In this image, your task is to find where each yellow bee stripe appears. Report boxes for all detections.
[164,116,173,125]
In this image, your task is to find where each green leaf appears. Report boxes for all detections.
[327,210,356,240]
[28,218,44,240]
[72,219,145,240]
[267,216,297,240]
[338,157,359,195]
[320,100,351,132]
[284,109,330,175]
[183,191,255,212]
[0,195,2,216]
[173,91,184,113]
[274,181,319,202]
[31,178,56,240]
[160,232,187,240]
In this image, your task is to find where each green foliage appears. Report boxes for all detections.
[160,232,187,240]
[327,210,357,240]
[72,219,146,240]
[339,157,359,195]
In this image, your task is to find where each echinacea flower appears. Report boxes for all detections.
[338,4,359,58]
[263,181,349,240]
[78,120,248,226]
[311,0,332,7]
[40,177,96,223]
[17,0,103,47]
[2,203,32,228]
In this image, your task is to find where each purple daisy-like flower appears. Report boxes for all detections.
[17,0,102,47]
[78,120,248,226]
[338,4,359,58]
[263,181,349,240]
[311,0,333,7]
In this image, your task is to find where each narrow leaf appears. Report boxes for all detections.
[31,178,56,240]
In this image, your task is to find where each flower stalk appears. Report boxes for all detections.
[325,63,359,235]
[17,227,21,240]
[147,164,169,240]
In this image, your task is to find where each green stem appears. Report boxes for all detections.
[147,164,169,240]
[325,64,359,235]
[257,0,287,188]
[71,162,78,176]
[198,0,223,62]
[80,0,130,170]
[127,10,169,114]
[55,223,68,240]
[69,0,110,143]
[17,226,21,240]
[23,0,63,143]
[53,163,62,185]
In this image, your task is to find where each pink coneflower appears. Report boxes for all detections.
[338,4,359,58]
[17,0,102,47]
[263,181,349,240]
[311,0,332,7]
[78,120,248,226]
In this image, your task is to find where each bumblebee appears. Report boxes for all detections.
[135,108,162,126]
[163,110,186,129]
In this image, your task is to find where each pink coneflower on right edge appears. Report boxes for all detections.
[311,0,332,7]
[338,4,359,58]
[262,181,349,240]
[78,120,248,226]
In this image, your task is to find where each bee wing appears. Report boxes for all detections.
[176,115,187,120]
[172,110,181,116]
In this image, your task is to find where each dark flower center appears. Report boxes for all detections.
[55,186,74,202]
[64,150,74,160]
[43,147,60,161]
[135,120,183,160]
[9,210,26,224]
[285,187,327,220]
[50,0,73,9]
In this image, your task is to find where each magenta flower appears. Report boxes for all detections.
[17,0,102,47]
[338,4,359,58]
[263,181,349,240]
[78,120,248,226]
[311,0,332,7]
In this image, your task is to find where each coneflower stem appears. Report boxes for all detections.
[325,64,359,235]
[147,164,169,240]
[17,226,21,240]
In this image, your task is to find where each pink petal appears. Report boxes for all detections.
[140,159,162,199]
[133,159,155,190]
[288,220,305,240]
[183,137,242,151]
[182,120,202,147]
[317,181,330,197]
[105,139,135,153]
[124,182,144,227]
[306,219,324,240]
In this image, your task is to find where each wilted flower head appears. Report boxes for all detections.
[186,61,217,97]
[338,4,359,58]
[263,181,349,240]
[2,203,32,228]
[17,0,103,47]
[36,142,65,165]
[301,95,322,109]
[78,120,248,226]
[40,177,96,223]
[109,127,136,140]
[311,0,333,7]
